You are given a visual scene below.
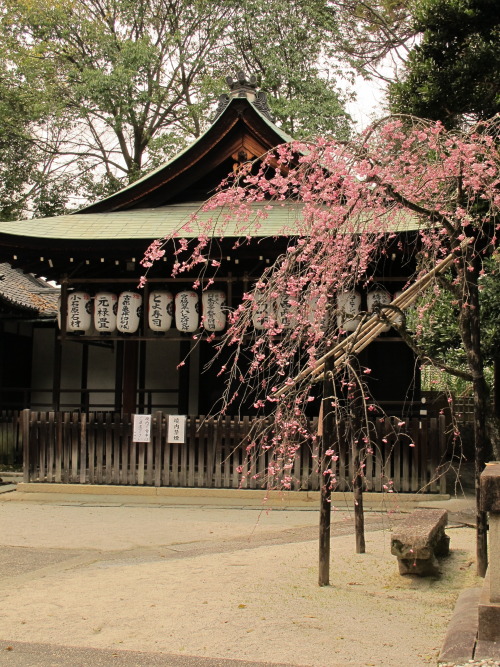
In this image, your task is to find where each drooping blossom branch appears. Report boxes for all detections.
[141,115,500,496]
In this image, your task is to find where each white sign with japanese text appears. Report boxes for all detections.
[167,415,187,444]
[132,414,152,443]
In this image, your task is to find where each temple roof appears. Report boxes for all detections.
[0,202,419,242]
[78,88,293,214]
[0,74,419,282]
[0,263,58,316]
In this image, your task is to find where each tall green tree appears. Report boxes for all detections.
[0,61,74,219]
[0,0,353,216]
[389,0,500,126]
[227,0,352,138]
[335,0,415,82]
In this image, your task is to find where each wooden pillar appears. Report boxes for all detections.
[178,340,190,414]
[52,279,67,411]
[138,340,146,412]
[122,340,138,416]
[52,329,62,411]
[115,341,124,413]
[22,408,30,482]
[81,343,89,412]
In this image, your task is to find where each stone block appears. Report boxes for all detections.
[478,575,500,642]
[391,508,449,576]
[480,462,500,512]
[439,587,481,663]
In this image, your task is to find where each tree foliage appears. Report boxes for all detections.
[335,0,415,81]
[0,60,74,219]
[389,0,500,126]
[0,0,354,218]
[411,253,500,396]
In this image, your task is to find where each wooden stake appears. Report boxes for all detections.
[318,356,334,586]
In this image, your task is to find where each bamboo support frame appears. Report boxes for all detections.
[274,244,462,398]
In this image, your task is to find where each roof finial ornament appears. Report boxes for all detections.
[226,72,258,98]
[212,72,275,122]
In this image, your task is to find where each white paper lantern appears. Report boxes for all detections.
[175,291,199,332]
[202,290,226,332]
[66,291,92,333]
[367,289,391,333]
[148,290,174,332]
[337,291,361,332]
[94,292,118,333]
[117,291,142,333]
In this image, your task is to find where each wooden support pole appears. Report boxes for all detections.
[52,333,62,412]
[81,344,89,413]
[350,358,366,554]
[319,356,334,586]
[178,340,191,415]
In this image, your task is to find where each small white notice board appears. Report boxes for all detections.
[132,414,152,443]
[167,415,187,443]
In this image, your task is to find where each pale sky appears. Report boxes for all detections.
[346,74,389,129]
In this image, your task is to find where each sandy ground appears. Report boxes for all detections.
[0,498,482,667]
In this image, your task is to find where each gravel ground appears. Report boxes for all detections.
[0,498,483,667]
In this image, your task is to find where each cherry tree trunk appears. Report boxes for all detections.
[459,251,489,577]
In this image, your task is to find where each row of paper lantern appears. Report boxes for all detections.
[60,288,401,335]
[60,290,227,334]
[337,289,402,332]
[252,289,402,332]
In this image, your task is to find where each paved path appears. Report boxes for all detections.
[0,640,303,667]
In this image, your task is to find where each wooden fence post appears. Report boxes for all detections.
[21,409,30,483]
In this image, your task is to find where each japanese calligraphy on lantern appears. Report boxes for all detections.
[66,292,92,333]
[367,288,392,332]
[117,291,142,333]
[337,290,361,332]
[167,415,186,443]
[202,290,226,331]
[94,291,118,333]
[148,290,174,332]
[132,414,152,443]
[175,291,199,332]
[252,293,275,330]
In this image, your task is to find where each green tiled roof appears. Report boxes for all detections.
[0,202,420,241]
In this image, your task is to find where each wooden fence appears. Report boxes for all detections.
[0,410,21,466]
[21,410,449,493]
